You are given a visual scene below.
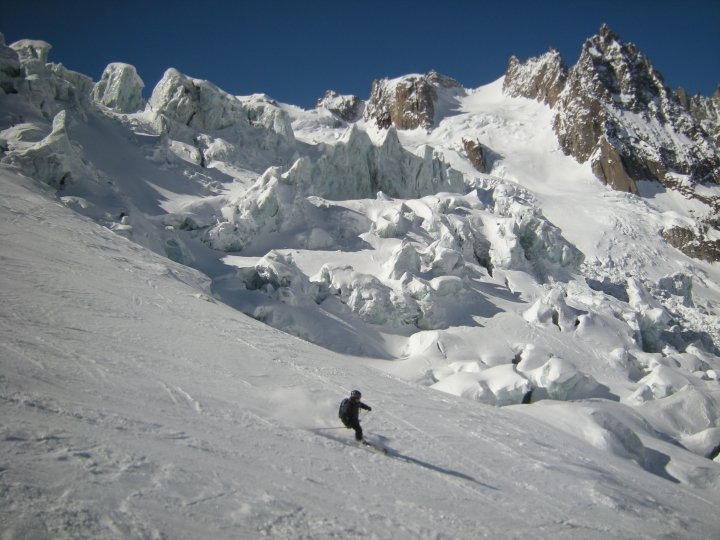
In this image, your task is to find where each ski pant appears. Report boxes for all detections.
[348,419,363,441]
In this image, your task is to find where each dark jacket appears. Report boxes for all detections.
[340,398,371,427]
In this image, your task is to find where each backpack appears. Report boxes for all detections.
[338,398,351,427]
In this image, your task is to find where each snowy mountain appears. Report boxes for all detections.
[1,26,720,538]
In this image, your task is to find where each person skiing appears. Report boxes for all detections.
[339,389,372,442]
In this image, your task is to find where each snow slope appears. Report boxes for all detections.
[2,168,719,538]
[2,32,720,538]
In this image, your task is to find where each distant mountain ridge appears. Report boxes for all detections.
[506,25,719,261]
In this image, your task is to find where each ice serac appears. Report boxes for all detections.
[149,68,251,131]
[146,68,296,171]
[316,90,364,122]
[3,110,98,189]
[92,62,145,113]
[365,70,464,130]
[0,33,22,94]
[7,38,93,118]
[502,49,568,107]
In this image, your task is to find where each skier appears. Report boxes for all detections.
[339,389,372,442]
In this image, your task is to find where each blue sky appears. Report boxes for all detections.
[3,0,718,109]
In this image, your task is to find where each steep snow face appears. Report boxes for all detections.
[92,62,145,113]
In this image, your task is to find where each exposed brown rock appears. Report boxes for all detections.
[590,136,639,193]
[553,24,720,189]
[663,227,720,262]
[462,137,488,173]
[503,49,567,107]
[365,71,463,131]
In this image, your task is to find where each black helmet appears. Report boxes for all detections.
[350,389,362,399]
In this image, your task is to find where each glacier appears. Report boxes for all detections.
[1,26,720,538]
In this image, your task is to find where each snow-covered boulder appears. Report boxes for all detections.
[206,158,373,252]
[681,428,720,460]
[206,160,311,251]
[10,38,51,65]
[92,62,145,113]
[626,364,697,403]
[655,272,693,307]
[240,93,294,140]
[236,252,321,311]
[519,403,647,466]
[371,205,415,238]
[584,409,647,464]
[385,241,422,279]
[478,182,583,277]
[309,126,466,200]
[523,288,582,332]
[315,264,416,326]
[522,356,599,400]
[431,364,531,406]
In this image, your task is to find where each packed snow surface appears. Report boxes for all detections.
[1,33,720,538]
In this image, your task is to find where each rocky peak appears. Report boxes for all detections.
[502,49,567,107]
[364,70,463,130]
[552,24,720,195]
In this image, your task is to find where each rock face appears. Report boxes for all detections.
[663,227,720,263]
[92,63,145,113]
[462,137,489,173]
[503,24,720,261]
[504,26,720,191]
[364,70,463,130]
[503,49,567,107]
[316,90,364,122]
[678,85,720,146]
[553,25,720,191]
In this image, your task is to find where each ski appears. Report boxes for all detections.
[361,440,389,455]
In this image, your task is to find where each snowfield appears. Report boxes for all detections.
[1,33,720,538]
[3,169,719,538]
